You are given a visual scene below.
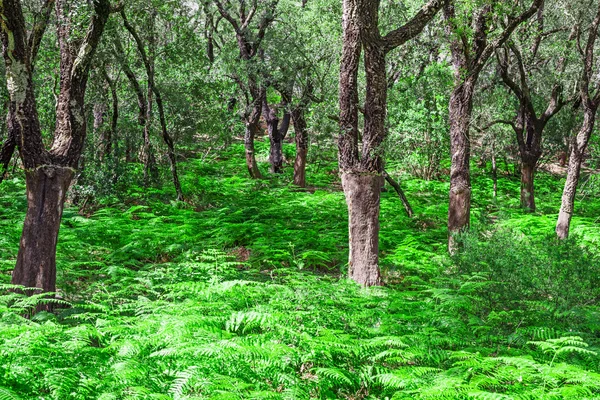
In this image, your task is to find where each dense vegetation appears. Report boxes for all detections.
[1,0,600,398]
[2,147,600,399]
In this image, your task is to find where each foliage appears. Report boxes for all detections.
[2,148,600,399]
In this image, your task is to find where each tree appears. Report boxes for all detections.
[494,6,573,212]
[556,1,600,239]
[339,0,443,286]
[121,7,184,201]
[0,0,113,295]
[212,0,278,179]
[443,0,543,250]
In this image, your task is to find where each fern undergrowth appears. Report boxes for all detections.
[1,144,600,399]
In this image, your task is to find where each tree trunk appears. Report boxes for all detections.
[520,160,536,211]
[245,114,262,179]
[12,167,73,295]
[93,102,107,160]
[292,107,308,187]
[491,141,497,198]
[342,172,384,286]
[556,110,596,239]
[447,83,473,250]
[154,89,183,200]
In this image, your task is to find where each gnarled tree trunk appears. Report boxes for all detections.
[2,0,111,298]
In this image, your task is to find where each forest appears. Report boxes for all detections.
[1,0,600,398]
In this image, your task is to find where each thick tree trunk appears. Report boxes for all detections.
[448,83,473,249]
[342,173,384,286]
[556,111,596,239]
[520,161,536,211]
[292,107,308,187]
[12,167,73,294]
[269,136,283,173]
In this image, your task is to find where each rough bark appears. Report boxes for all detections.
[520,161,536,211]
[343,173,384,286]
[213,0,277,178]
[14,167,73,295]
[556,111,596,239]
[447,83,474,247]
[496,40,566,212]
[245,102,263,178]
[291,106,308,187]
[556,2,600,239]
[338,0,443,285]
[0,0,111,296]
[262,96,290,173]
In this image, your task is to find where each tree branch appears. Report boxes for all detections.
[382,0,443,52]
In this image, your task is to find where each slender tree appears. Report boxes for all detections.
[339,0,443,286]
[121,9,184,201]
[443,0,543,250]
[212,0,278,179]
[494,9,573,212]
[556,2,600,239]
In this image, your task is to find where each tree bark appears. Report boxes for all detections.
[520,160,536,211]
[245,102,263,179]
[447,83,474,248]
[121,10,183,199]
[263,97,290,174]
[213,0,276,179]
[343,173,384,286]
[1,0,111,298]
[556,1,600,239]
[14,167,73,294]
[444,0,542,250]
[338,0,442,285]
[556,111,596,239]
[292,106,308,187]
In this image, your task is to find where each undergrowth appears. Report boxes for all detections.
[1,143,599,399]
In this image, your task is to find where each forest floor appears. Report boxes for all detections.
[1,143,600,399]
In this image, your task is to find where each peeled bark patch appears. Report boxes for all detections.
[342,172,384,287]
